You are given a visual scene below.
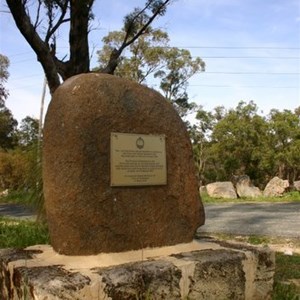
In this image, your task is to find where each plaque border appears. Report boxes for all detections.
[110,132,167,187]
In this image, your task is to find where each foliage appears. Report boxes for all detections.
[6,0,172,94]
[194,101,300,187]
[97,27,205,120]
[0,54,9,102]
[97,28,170,84]
[0,117,40,208]
[0,149,30,190]
[155,47,205,101]
[0,99,18,150]
[17,116,39,148]
[0,55,18,150]
[267,109,300,182]
[0,217,49,248]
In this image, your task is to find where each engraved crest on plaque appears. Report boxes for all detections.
[136,137,144,149]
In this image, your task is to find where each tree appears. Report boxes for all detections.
[0,100,18,150]
[191,106,215,184]
[18,116,39,148]
[211,101,270,183]
[0,55,18,150]
[0,54,9,103]
[97,28,205,119]
[192,101,273,185]
[97,28,170,84]
[6,0,172,94]
[267,108,300,182]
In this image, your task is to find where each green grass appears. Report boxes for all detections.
[247,235,271,245]
[201,191,300,204]
[273,253,300,300]
[0,217,49,248]
[275,253,300,282]
[0,190,32,205]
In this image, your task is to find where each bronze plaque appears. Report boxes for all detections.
[110,132,167,186]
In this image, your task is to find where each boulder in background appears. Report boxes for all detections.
[233,175,262,198]
[263,176,289,197]
[206,182,237,199]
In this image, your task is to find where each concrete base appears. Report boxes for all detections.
[0,239,274,300]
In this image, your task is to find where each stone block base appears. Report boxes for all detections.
[0,239,274,299]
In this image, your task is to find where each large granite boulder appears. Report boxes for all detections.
[43,73,204,255]
[263,176,289,197]
[206,182,237,199]
[293,180,300,191]
[233,175,262,198]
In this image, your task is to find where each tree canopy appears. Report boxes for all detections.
[193,101,300,186]
[5,0,172,94]
[97,27,205,119]
[0,55,18,150]
[0,54,9,103]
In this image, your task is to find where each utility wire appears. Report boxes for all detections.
[189,85,299,88]
[169,46,300,50]
[5,46,300,59]
[199,72,300,75]
[200,56,300,59]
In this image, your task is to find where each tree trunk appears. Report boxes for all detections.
[67,0,94,77]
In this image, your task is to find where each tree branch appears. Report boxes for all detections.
[34,0,42,29]
[6,0,61,94]
[45,1,69,44]
[123,0,171,50]
[101,0,171,74]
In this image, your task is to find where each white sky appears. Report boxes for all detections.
[0,0,299,124]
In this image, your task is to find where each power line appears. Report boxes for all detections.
[5,45,300,59]
[189,85,299,89]
[199,71,300,75]
[170,46,300,50]
[5,51,33,57]
[200,56,300,59]
[8,74,42,82]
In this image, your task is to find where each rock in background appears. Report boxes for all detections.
[263,176,289,197]
[293,180,300,191]
[206,182,237,199]
[233,175,262,198]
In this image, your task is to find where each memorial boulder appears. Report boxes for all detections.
[43,73,205,255]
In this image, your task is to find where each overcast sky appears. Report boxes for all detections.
[0,0,299,124]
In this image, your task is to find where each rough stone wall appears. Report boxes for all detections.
[0,241,275,300]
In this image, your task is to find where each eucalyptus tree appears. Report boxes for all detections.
[5,0,172,94]
[97,27,205,119]
[0,54,9,103]
[267,108,300,182]
[0,55,18,150]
